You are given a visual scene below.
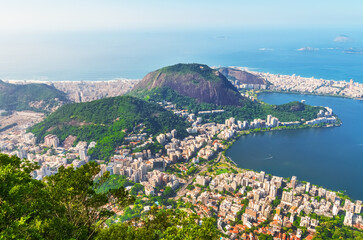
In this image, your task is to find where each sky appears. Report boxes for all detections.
[1,0,363,33]
[0,0,362,81]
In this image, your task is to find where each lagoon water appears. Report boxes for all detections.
[226,93,363,200]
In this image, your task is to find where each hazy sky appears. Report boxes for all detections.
[1,0,363,33]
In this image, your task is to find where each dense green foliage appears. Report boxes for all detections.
[0,154,47,239]
[96,175,144,196]
[0,80,68,111]
[0,123,17,133]
[0,153,220,239]
[96,175,134,194]
[132,141,164,154]
[262,101,321,122]
[97,207,220,240]
[29,96,189,160]
[312,214,363,240]
[0,153,134,239]
[131,87,323,123]
[257,233,274,240]
[158,63,222,82]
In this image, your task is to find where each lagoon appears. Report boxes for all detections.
[226,93,363,200]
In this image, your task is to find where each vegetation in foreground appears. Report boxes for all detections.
[0,153,220,240]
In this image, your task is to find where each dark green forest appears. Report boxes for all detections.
[29,96,189,160]
[0,80,68,111]
[130,87,323,123]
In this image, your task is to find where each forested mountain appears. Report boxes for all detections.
[0,80,68,112]
[30,96,188,159]
[131,63,247,106]
[130,64,322,124]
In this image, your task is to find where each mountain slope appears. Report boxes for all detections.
[218,67,269,85]
[129,64,324,124]
[29,96,188,160]
[0,80,68,112]
[132,63,246,106]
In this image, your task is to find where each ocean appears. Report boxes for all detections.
[0,28,362,81]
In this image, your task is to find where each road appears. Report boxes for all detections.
[174,152,223,200]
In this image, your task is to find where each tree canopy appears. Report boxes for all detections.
[0,153,220,239]
[0,153,134,239]
[131,87,323,124]
[96,207,220,240]
[29,96,189,160]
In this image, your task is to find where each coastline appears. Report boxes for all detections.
[227,66,363,101]
[4,70,363,102]
[258,89,363,102]
[1,78,140,104]
[2,78,140,84]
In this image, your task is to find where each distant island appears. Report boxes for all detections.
[297,47,319,52]
[334,34,352,43]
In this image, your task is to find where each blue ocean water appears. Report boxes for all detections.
[227,93,363,200]
[0,28,362,81]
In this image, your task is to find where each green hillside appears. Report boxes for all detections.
[130,63,324,124]
[0,80,68,111]
[29,96,189,160]
[131,86,323,124]
[131,63,246,106]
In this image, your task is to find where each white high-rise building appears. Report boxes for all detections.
[259,171,265,182]
[305,182,311,193]
[269,186,277,199]
[79,147,88,161]
[267,115,272,125]
[291,176,297,189]
[44,134,59,148]
[355,200,362,214]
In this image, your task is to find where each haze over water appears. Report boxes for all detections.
[1,28,363,81]
[227,93,363,200]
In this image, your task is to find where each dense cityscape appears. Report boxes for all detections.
[2,85,359,239]
[226,67,363,100]
[2,1,363,239]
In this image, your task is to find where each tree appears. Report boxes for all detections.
[258,234,273,240]
[1,153,221,239]
[163,186,175,198]
[0,154,135,240]
[41,162,135,239]
[130,183,144,196]
[0,153,49,239]
[271,198,281,208]
[96,207,220,240]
